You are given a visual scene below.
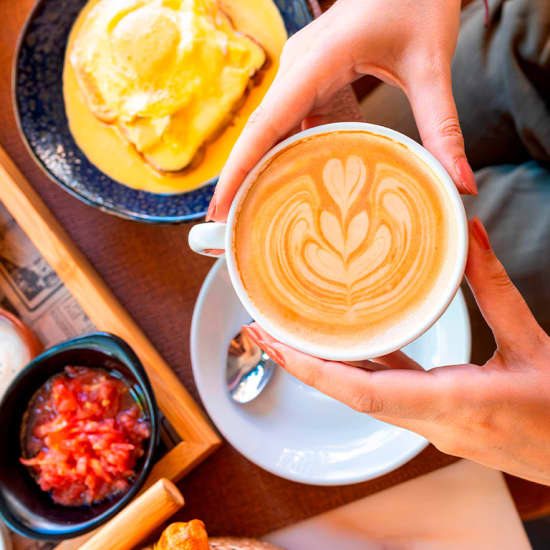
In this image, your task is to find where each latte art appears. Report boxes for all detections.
[234,132,453,348]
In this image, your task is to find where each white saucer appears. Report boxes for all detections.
[191,259,471,486]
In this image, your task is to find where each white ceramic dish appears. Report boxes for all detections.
[191,259,471,486]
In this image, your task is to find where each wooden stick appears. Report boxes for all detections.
[0,145,219,448]
[79,479,183,550]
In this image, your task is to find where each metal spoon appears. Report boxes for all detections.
[226,326,276,404]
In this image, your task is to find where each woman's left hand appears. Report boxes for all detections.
[244,218,550,486]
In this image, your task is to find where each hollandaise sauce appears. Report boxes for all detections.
[63,0,287,194]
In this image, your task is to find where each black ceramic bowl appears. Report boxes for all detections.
[0,332,159,540]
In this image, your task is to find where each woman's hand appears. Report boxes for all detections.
[208,0,478,221]
[244,218,550,486]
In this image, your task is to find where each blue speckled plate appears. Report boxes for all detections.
[14,0,313,224]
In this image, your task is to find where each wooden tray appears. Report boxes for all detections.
[0,145,221,548]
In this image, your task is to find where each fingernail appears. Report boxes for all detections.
[259,341,286,368]
[470,217,491,250]
[205,194,217,221]
[455,157,478,196]
[242,324,262,347]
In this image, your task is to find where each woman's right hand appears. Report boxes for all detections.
[208,0,478,221]
[245,218,550,486]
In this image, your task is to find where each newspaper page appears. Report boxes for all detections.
[0,203,178,550]
[0,204,96,350]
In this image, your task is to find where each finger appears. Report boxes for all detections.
[406,68,477,196]
[256,340,446,419]
[344,350,424,371]
[368,351,425,371]
[466,217,546,351]
[208,66,319,221]
[301,113,331,131]
[246,323,424,371]
[244,322,279,346]
[302,85,364,130]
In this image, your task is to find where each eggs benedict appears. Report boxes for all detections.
[71,0,266,172]
[63,0,286,193]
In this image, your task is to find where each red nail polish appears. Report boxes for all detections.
[206,193,217,221]
[259,341,286,368]
[205,203,215,221]
[470,217,491,250]
[455,157,478,196]
[242,325,261,347]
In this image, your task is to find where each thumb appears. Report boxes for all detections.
[466,217,546,352]
[406,69,477,195]
[301,85,364,130]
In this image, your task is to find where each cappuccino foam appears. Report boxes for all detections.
[233,131,457,351]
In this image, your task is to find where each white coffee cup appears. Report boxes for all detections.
[189,122,468,361]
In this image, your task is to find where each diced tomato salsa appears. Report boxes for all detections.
[20,366,150,507]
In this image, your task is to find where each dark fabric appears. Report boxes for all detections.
[453,0,550,169]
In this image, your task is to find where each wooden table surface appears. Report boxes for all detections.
[1,0,547,540]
